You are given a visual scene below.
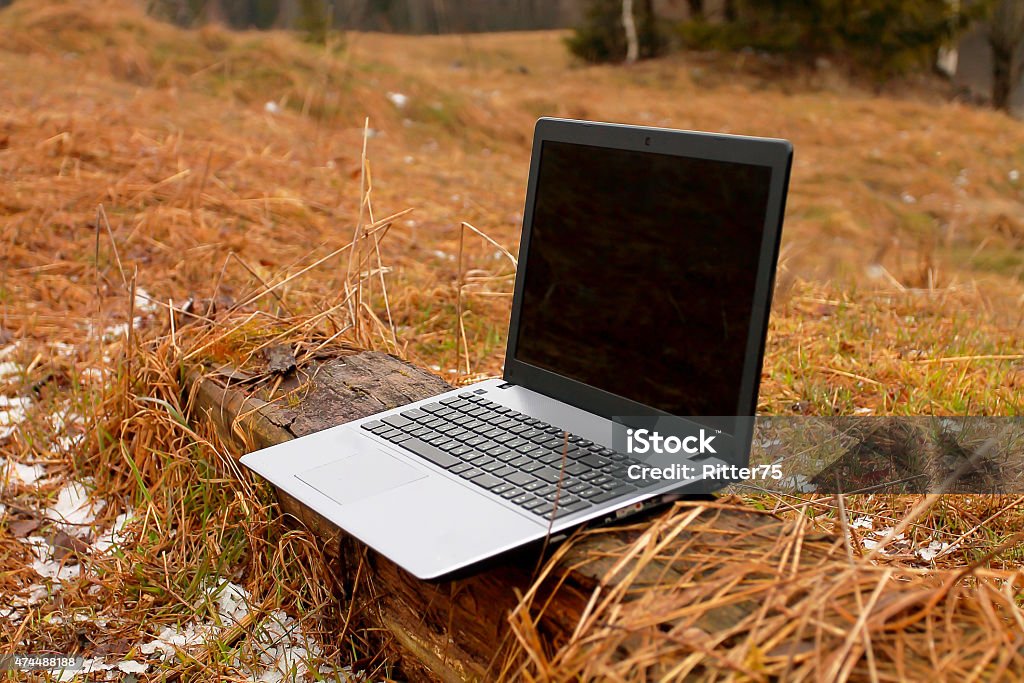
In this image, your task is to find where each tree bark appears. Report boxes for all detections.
[989,0,1024,112]
[622,0,639,63]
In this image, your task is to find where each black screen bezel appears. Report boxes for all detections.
[503,117,793,435]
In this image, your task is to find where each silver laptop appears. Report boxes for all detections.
[241,118,792,579]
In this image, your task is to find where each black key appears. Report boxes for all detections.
[591,474,615,487]
[511,493,536,507]
[481,460,505,473]
[516,443,543,456]
[468,453,495,466]
[568,435,582,443]
[470,473,503,489]
[598,447,616,456]
[590,485,638,504]
[450,414,473,426]
[508,456,532,468]
[450,462,474,475]
[579,470,602,482]
[491,466,517,479]
[578,439,593,447]
[382,415,414,429]
[579,454,610,468]
[449,429,473,441]
[409,427,433,438]
[361,420,387,433]
[524,498,553,512]
[506,438,528,450]
[490,483,514,496]
[494,433,518,444]
[379,428,404,441]
[537,452,564,466]
[400,408,429,421]
[422,418,445,429]
[460,467,484,479]
[464,436,490,448]
[435,408,458,419]
[480,427,504,438]
[533,484,558,498]
[578,487,606,499]
[421,402,445,413]
[400,438,460,469]
[553,500,590,518]
[390,433,413,444]
[537,436,565,448]
[565,462,590,476]
[509,423,530,434]
[544,426,563,435]
[546,493,580,505]
[493,449,518,462]
[458,391,476,398]
[521,461,545,473]
[518,429,542,441]
[425,434,450,447]
[532,467,564,484]
[500,487,524,499]
[446,445,474,457]
[522,480,546,492]
[463,420,487,431]
[504,472,534,487]
[568,482,590,494]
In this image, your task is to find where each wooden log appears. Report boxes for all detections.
[185,350,1020,681]
[184,350,827,679]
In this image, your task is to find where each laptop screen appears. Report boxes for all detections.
[514,140,773,417]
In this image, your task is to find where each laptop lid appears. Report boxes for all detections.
[504,118,792,432]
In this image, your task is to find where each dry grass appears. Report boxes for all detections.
[1,0,1023,679]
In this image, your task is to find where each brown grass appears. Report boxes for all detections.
[1,0,1023,679]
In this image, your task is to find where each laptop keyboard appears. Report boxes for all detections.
[360,392,648,520]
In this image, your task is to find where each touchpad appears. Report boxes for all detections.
[296,451,427,505]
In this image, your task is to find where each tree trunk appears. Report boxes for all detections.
[989,0,1024,112]
[622,0,639,63]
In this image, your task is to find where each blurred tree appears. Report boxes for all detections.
[678,0,976,80]
[566,0,666,62]
[988,0,1024,111]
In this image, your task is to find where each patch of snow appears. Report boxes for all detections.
[386,92,408,109]
[140,622,212,658]
[853,407,873,415]
[134,287,158,314]
[900,192,917,204]
[54,658,115,681]
[264,101,281,114]
[0,395,32,439]
[851,516,873,530]
[45,481,106,536]
[1,455,46,486]
[783,473,817,493]
[26,535,81,583]
[861,538,880,550]
[11,583,49,607]
[0,343,17,359]
[209,579,252,626]
[430,249,455,261]
[916,540,955,562]
[1010,169,1020,183]
[92,512,133,554]
[0,361,22,380]
[0,502,5,518]
[118,660,149,674]
[251,609,322,683]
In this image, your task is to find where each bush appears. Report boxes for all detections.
[677,0,976,79]
[566,0,668,64]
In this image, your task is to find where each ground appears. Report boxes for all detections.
[1,0,1023,680]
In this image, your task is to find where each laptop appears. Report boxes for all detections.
[241,118,792,579]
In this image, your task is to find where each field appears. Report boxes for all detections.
[1,0,1024,680]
